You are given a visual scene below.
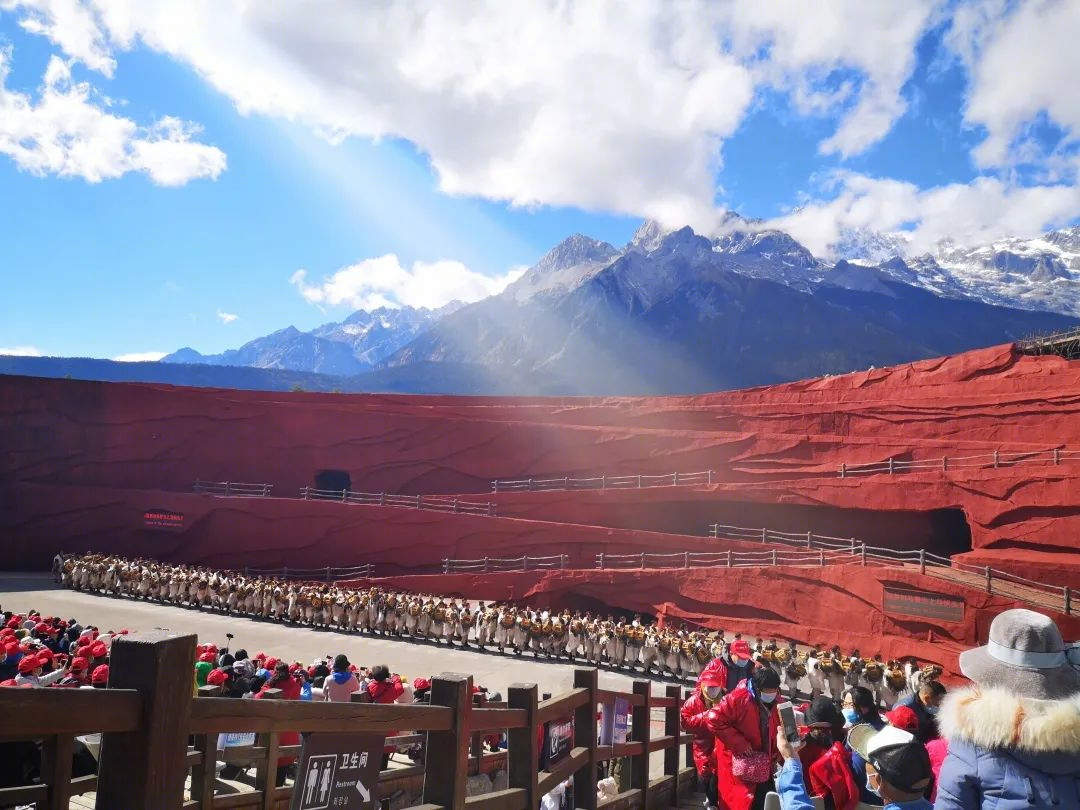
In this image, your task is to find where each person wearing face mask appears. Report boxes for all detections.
[842,686,884,730]
[893,679,944,743]
[681,658,727,810]
[797,698,859,810]
[721,639,756,694]
[683,666,782,810]
[843,687,888,806]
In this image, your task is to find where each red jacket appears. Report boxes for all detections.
[684,683,780,810]
[367,675,404,704]
[805,743,859,810]
[257,676,302,766]
[681,690,716,776]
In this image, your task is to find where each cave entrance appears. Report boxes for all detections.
[314,469,351,494]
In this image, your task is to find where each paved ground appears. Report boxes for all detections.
[0,573,693,698]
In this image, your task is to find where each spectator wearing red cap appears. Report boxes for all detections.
[206,668,231,688]
[256,662,301,784]
[15,653,68,687]
[682,657,726,810]
[0,641,18,681]
[720,639,756,694]
[91,665,109,688]
[885,706,920,736]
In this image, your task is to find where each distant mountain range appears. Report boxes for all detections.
[6,221,1079,395]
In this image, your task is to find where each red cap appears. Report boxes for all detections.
[413,677,432,691]
[206,668,230,686]
[198,651,217,663]
[5,618,19,629]
[264,657,278,670]
[119,629,129,635]
[205,644,218,654]
[91,665,110,685]
[698,657,727,688]
[18,655,41,674]
[90,641,108,659]
[36,647,54,662]
[255,651,266,661]
[885,706,920,734]
[288,663,301,674]
[3,641,17,656]
[70,656,89,672]
[729,639,752,658]
[34,622,50,634]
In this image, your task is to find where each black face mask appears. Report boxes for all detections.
[808,728,833,747]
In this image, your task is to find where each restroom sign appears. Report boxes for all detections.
[291,733,384,810]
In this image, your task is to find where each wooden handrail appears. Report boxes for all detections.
[465,787,529,810]
[536,746,589,796]
[0,688,143,737]
[535,687,589,725]
[188,695,454,734]
[469,706,529,731]
[596,688,645,707]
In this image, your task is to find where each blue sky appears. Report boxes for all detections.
[2,2,1079,360]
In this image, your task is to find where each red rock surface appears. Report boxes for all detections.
[2,341,1079,667]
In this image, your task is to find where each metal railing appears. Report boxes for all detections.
[704,523,1073,615]
[301,486,496,516]
[240,563,375,581]
[193,480,272,497]
[443,554,568,573]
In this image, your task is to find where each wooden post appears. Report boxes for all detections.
[942,456,948,472]
[637,475,642,488]
[454,498,460,513]
[985,566,992,593]
[484,557,490,572]
[684,551,690,569]
[326,565,331,582]
[95,631,197,810]
[564,476,569,489]
[1065,586,1072,615]
[674,471,679,485]
[573,669,599,810]
[598,553,605,570]
[807,531,812,548]
[42,734,73,810]
[819,549,825,567]
[443,559,450,575]
[631,680,651,810]
[860,544,866,566]
[1054,448,1061,465]
[993,450,999,468]
[726,550,732,568]
[919,549,926,575]
[416,494,421,508]
[493,480,499,493]
[379,492,386,506]
[888,458,894,475]
[224,481,230,496]
[839,463,846,478]
[302,486,308,499]
[641,553,646,570]
[282,565,288,580]
[508,683,539,810]
[707,469,713,485]
[602,475,607,489]
[341,488,348,502]
[771,550,777,567]
[561,554,567,569]
[488,502,494,517]
[664,683,682,795]
[762,527,767,543]
[528,478,534,491]
[424,673,472,810]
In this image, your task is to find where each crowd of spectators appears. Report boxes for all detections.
[1,609,116,689]
[681,608,1079,810]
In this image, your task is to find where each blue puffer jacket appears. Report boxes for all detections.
[934,686,1080,810]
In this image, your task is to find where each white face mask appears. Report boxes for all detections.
[705,685,723,700]
[759,690,779,704]
[732,655,749,667]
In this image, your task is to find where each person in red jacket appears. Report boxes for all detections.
[367,665,405,769]
[684,666,782,810]
[682,658,728,810]
[795,697,858,810]
[256,662,302,785]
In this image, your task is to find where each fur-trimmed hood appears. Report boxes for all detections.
[940,685,1080,758]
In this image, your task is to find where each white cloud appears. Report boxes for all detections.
[216,310,238,324]
[111,351,166,361]
[0,48,226,184]
[0,345,42,356]
[947,0,1080,171]
[2,0,946,228]
[770,172,1080,257]
[1,0,115,75]
[290,256,526,311]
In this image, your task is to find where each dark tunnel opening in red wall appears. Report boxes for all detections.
[706,502,972,556]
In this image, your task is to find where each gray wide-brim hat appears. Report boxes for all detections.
[959,608,1080,701]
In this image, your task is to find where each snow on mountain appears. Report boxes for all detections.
[832,225,1080,317]
[506,234,619,301]
[311,303,462,366]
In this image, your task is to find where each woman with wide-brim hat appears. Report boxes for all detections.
[935,608,1080,810]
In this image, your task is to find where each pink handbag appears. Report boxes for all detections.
[730,750,772,783]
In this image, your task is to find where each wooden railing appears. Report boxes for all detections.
[302,486,497,516]
[241,563,376,581]
[443,555,568,573]
[1,633,697,810]
[195,480,273,497]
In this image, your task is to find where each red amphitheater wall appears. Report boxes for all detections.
[344,565,1080,679]
[0,481,768,572]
